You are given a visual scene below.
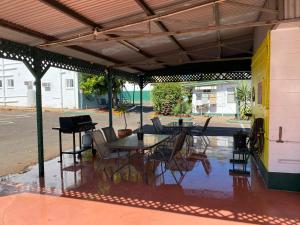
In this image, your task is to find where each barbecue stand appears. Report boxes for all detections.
[53,115,97,164]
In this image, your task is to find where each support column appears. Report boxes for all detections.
[106,69,113,128]
[139,77,143,129]
[35,76,44,177]
[24,57,48,177]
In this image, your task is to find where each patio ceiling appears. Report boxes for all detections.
[0,0,282,76]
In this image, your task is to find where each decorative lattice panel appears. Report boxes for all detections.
[142,72,251,85]
[1,38,251,84]
[0,38,136,80]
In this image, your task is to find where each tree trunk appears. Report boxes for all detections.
[123,112,127,130]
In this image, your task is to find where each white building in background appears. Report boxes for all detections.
[191,81,239,116]
[0,58,81,109]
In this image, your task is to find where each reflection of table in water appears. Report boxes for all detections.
[167,121,195,128]
[107,134,170,183]
[167,121,196,134]
[108,134,170,152]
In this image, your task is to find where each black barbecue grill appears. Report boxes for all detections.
[53,115,97,163]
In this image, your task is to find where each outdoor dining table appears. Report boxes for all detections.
[167,121,195,128]
[107,133,170,153]
[167,121,196,134]
[107,133,170,182]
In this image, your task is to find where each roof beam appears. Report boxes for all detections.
[38,0,287,48]
[40,18,300,47]
[0,19,126,66]
[38,0,98,27]
[38,0,164,67]
[39,0,227,47]
[118,56,252,68]
[221,44,252,54]
[115,35,253,67]
[213,2,222,58]
[134,0,193,61]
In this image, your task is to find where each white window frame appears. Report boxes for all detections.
[65,79,74,89]
[227,88,236,103]
[7,79,14,88]
[42,82,51,92]
[24,81,33,90]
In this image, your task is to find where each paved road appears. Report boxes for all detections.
[0,107,247,176]
[0,108,152,176]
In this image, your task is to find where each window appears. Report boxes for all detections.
[65,79,74,88]
[227,88,235,103]
[196,93,202,100]
[42,82,51,91]
[24,81,33,90]
[202,93,209,103]
[0,80,2,88]
[7,79,14,88]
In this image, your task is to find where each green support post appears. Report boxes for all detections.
[35,76,44,177]
[24,55,48,177]
[106,69,113,128]
[139,77,143,129]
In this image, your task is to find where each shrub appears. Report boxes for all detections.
[151,83,183,115]
[172,101,192,116]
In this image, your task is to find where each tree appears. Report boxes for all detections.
[151,83,184,115]
[79,73,125,107]
[236,81,252,119]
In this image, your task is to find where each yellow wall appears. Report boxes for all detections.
[251,33,270,169]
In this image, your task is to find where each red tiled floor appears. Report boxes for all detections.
[0,136,299,225]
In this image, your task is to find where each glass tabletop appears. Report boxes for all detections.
[107,134,170,150]
[167,121,195,127]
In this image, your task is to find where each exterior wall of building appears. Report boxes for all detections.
[0,59,81,109]
[268,23,300,174]
[41,67,79,109]
[0,59,34,106]
[251,33,271,170]
[252,22,300,191]
[192,83,237,116]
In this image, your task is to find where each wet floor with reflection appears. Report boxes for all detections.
[0,136,299,225]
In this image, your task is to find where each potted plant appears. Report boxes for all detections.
[115,105,132,138]
[137,122,144,140]
[177,98,184,125]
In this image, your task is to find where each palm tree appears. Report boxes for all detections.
[236,81,251,119]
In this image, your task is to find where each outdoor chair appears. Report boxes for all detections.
[102,127,118,143]
[151,117,174,135]
[190,116,212,150]
[91,130,128,178]
[147,129,188,184]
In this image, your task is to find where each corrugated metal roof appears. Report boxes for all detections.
[81,41,147,63]
[0,0,86,36]
[60,0,145,24]
[0,0,282,72]
[284,0,300,19]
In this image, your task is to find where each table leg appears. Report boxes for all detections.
[59,131,62,163]
[79,132,82,149]
[73,132,77,164]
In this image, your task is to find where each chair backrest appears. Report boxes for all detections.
[151,117,164,133]
[102,127,118,143]
[91,130,111,158]
[202,117,212,133]
[169,129,187,160]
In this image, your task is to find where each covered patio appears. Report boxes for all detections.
[0,0,300,224]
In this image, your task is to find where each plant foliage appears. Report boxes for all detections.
[151,83,187,115]
[79,73,125,107]
[236,81,252,119]
[172,101,192,116]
